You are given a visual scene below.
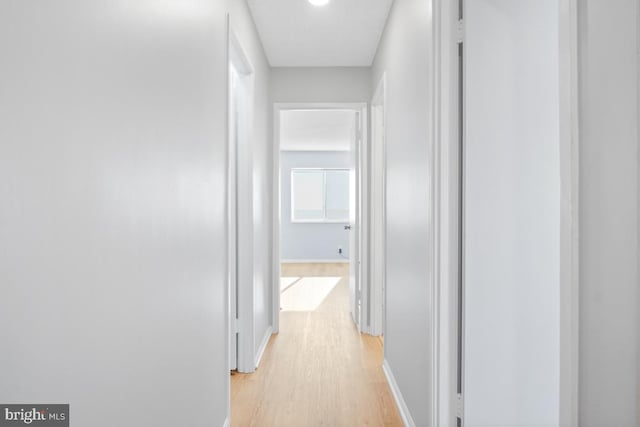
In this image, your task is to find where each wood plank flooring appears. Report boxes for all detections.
[230,263,403,427]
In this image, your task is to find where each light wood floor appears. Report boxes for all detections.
[231,263,403,427]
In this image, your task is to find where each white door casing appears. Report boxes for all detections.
[349,110,361,328]
[370,75,386,337]
[228,65,239,371]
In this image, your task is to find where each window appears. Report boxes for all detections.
[291,169,349,223]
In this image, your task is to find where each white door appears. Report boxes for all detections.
[348,111,361,328]
[463,1,563,424]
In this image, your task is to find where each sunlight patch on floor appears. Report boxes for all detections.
[280,276,301,292]
[280,276,341,311]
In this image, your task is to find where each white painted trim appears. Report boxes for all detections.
[358,108,370,335]
[254,326,273,368]
[382,359,416,427]
[272,104,281,334]
[273,102,369,335]
[432,0,443,422]
[226,16,237,374]
[225,15,232,424]
[370,73,387,338]
[559,0,580,426]
[281,259,350,264]
[637,5,640,426]
[433,0,460,425]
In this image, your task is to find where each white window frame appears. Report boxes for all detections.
[290,167,349,224]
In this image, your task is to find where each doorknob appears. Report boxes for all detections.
[344,225,352,230]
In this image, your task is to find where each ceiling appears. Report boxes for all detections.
[280,110,355,151]
[246,0,394,67]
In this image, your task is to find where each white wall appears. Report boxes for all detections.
[578,0,639,425]
[280,151,350,261]
[464,1,561,426]
[271,67,371,103]
[0,1,270,426]
[371,0,435,425]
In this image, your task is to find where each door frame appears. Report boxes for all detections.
[272,102,368,334]
[432,0,463,424]
[370,76,387,337]
[227,23,256,374]
[558,0,580,425]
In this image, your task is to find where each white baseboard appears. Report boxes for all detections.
[222,416,229,427]
[254,326,273,368]
[281,259,349,264]
[382,359,416,427]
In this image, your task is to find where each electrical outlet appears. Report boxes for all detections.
[338,247,343,254]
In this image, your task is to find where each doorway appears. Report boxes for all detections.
[272,104,368,334]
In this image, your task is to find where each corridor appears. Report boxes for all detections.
[231,264,402,426]
[1,1,638,426]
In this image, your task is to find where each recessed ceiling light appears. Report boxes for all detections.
[308,0,330,6]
